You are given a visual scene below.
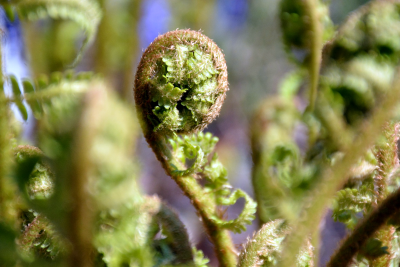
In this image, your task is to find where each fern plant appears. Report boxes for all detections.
[3,0,400,267]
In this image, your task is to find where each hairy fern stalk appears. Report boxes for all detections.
[135,29,256,267]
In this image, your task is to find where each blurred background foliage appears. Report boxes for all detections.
[1,0,375,266]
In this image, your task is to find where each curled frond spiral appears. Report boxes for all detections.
[134,29,228,137]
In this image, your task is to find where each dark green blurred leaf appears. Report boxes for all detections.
[10,75,28,121]
[3,4,15,22]
[360,238,389,259]
[23,79,43,118]
[14,148,41,200]
[0,222,18,266]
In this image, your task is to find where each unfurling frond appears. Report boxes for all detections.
[15,0,102,64]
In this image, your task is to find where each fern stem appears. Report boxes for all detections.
[279,69,400,267]
[327,185,400,267]
[0,39,5,220]
[93,0,109,79]
[150,137,237,267]
[68,87,106,266]
[174,175,237,267]
[304,0,323,112]
[0,94,8,221]
[48,20,64,72]
[315,94,353,150]
[93,0,140,102]
[0,44,14,225]
[121,0,141,102]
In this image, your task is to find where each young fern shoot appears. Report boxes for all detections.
[134,29,256,267]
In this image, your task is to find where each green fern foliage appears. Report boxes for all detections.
[7,76,172,266]
[5,71,94,121]
[279,0,334,64]
[13,0,102,63]
[30,75,198,267]
[332,183,375,229]
[22,79,42,118]
[320,0,400,125]
[169,132,217,176]
[6,0,400,265]
[192,248,209,267]
[9,75,28,121]
[329,123,400,265]
[212,188,257,233]
[167,132,256,234]
[251,96,320,224]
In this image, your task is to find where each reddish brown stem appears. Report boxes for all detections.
[328,186,400,267]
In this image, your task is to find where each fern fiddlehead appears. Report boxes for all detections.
[135,29,228,138]
[135,29,255,267]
